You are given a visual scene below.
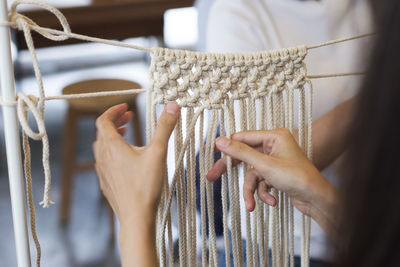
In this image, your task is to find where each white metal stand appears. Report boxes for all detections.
[0,0,32,266]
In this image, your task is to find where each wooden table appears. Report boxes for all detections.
[15,0,194,49]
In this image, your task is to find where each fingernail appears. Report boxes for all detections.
[166,102,179,114]
[216,137,230,148]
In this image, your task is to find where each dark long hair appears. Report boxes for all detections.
[337,0,400,266]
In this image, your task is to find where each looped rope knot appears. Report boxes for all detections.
[17,93,45,140]
[16,92,52,208]
[4,0,64,210]
[9,0,71,41]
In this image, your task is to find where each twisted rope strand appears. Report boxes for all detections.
[198,112,207,267]
[22,132,41,267]
[240,99,253,267]
[205,110,219,266]
[227,99,242,267]
[305,80,314,266]
[220,106,231,267]
[306,33,374,50]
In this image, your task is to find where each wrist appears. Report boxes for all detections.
[119,207,157,231]
[119,211,158,267]
[308,177,341,241]
[119,217,155,240]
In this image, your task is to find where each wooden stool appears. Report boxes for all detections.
[59,79,143,238]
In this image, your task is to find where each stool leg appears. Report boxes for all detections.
[130,103,144,146]
[60,108,77,225]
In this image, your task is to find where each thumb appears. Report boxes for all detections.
[215,136,277,172]
[150,102,180,150]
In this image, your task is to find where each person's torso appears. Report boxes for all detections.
[206,0,373,260]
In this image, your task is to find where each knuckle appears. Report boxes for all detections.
[95,116,104,129]
[149,143,166,156]
[277,128,291,136]
[220,158,228,169]
[243,182,254,194]
[248,167,258,175]
[274,128,292,142]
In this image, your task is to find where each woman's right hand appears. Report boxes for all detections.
[206,129,340,236]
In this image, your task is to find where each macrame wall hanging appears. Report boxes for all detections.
[148,46,313,267]
[0,1,372,267]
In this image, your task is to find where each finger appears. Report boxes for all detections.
[215,136,277,172]
[96,103,129,139]
[257,181,276,206]
[117,127,127,136]
[208,135,263,156]
[150,102,180,151]
[206,156,241,182]
[243,168,260,212]
[232,129,280,146]
[115,111,133,128]
[97,103,129,126]
[203,143,220,153]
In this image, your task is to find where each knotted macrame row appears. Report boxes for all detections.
[150,46,308,108]
[147,47,313,267]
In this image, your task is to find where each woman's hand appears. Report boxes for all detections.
[206,129,340,239]
[93,102,179,223]
[93,102,180,267]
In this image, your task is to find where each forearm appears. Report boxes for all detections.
[297,97,356,170]
[119,212,158,267]
[309,179,342,244]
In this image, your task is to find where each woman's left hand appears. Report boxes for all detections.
[93,102,180,224]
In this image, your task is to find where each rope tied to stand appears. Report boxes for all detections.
[4,0,75,209]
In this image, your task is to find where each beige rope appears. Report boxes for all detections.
[227,99,241,267]
[220,105,231,267]
[22,131,41,267]
[298,80,308,267]
[287,87,295,267]
[261,97,270,267]
[278,92,286,267]
[186,107,197,267]
[248,97,258,267]
[256,98,266,267]
[205,110,219,266]
[306,72,364,79]
[198,112,207,266]
[305,80,314,266]
[283,92,290,267]
[45,89,147,100]
[240,99,253,267]
[306,33,374,50]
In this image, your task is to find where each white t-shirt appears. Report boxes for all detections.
[206,0,372,261]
